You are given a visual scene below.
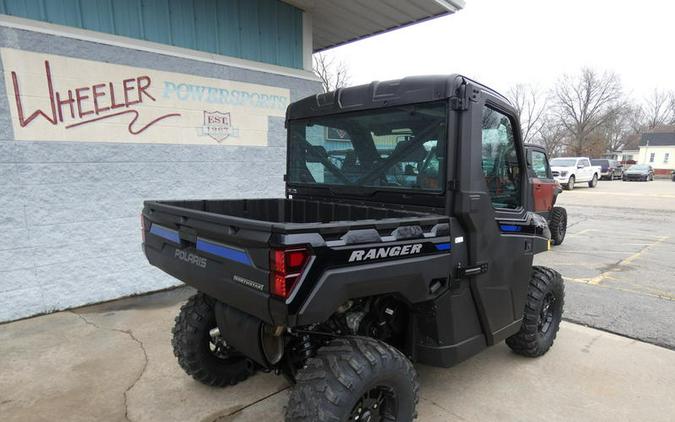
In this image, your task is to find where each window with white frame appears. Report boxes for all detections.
[649,152,655,163]
[665,153,670,164]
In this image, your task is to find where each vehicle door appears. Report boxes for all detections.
[586,158,595,180]
[453,81,536,345]
[529,149,555,212]
[577,158,590,181]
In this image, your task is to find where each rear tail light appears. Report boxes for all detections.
[270,247,310,299]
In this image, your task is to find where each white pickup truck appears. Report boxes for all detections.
[550,157,601,190]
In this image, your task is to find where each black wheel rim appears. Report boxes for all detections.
[538,293,556,334]
[349,386,397,422]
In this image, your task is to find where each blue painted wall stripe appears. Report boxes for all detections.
[196,238,252,266]
[1,0,303,69]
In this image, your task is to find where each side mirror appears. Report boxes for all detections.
[577,164,584,169]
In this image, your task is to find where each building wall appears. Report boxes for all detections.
[0,24,321,322]
[0,0,304,68]
[637,145,675,174]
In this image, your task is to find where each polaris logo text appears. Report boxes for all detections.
[174,249,207,268]
[348,244,423,262]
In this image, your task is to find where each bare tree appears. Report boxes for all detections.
[626,103,646,134]
[313,53,350,93]
[506,84,546,144]
[597,104,634,152]
[641,89,674,129]
[534,116,566,157]
[613,102,646,151]
[552,68,624,156]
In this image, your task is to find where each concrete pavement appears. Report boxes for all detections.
[1,287,674,422]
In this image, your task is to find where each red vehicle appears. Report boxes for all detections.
[525,144,567,245]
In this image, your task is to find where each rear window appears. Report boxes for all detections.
[287,102,448,192]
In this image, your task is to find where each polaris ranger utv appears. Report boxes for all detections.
[142,75,564,421]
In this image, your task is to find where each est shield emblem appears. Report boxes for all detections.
[202,111,231,142]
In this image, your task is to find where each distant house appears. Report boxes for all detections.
[604,149,638,163]
[638,129,675,175]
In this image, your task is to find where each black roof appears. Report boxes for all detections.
[640,132,675,146]
[286,74,512,121]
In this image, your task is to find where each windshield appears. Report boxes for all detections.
[630,165,649,170]
[591,159,608,166]
[287,102,447,192]
[551,158,577,167]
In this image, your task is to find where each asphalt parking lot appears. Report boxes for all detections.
[535,178,675,349]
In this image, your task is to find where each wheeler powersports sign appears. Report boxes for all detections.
[1,48,290,146]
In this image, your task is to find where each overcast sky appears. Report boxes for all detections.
[321,0,674,100]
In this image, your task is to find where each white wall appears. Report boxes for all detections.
[0,24,321,322]
[637,146,675,170]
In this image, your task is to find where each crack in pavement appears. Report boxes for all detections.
[69,311,149,422]
[206,386,290,421]
[420,396,467,420]
[564,214,589,231]
[581,333,602,353]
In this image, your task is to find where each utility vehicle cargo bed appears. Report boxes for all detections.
[144,198,448,235]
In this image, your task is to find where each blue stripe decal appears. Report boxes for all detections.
[435,242,452,251]
[196,239,253,266]
[500,224,522,232]
[150,224,180,243]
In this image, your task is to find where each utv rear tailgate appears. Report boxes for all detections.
[142,200,276,323]
[142,198,451,325]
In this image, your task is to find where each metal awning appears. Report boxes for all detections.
[283,0,465,52]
